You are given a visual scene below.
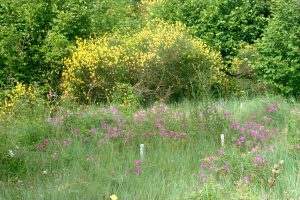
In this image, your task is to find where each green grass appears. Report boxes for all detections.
[0,96,299,199]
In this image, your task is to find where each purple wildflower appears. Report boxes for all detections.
[243,176,250,185]
[199,173,207,181]
[110,107,118,115]
[134,160,142,167]
[134,169,142,176]
[263,116,270,124]
[169,130,175,137]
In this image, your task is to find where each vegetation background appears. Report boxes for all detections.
[0,0,299,199]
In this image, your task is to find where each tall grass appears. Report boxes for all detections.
[0,96,299,199]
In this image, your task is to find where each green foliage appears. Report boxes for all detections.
[110,83,141,111]
[150,0,271,63]
[229,45,272,96]
[0,0,140,90]
[253,0,300,96]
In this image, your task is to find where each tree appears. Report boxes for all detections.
[253,0,300,96]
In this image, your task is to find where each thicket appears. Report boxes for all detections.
[61,21,227,103]
[0,0,140,91]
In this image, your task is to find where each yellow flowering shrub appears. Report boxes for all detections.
[0,82,38,120]
[61,20,228,102]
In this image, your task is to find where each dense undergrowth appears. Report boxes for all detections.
[0,96,299,199]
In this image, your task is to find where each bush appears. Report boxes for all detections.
[61,20,227,103]
[0,82,44,121]
[110,83,141,111]
[253,0,300,96]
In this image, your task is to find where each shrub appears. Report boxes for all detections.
[0,82,42,121]
[253,0,300,96]
[110,83,141,111]
[61,20,227,103]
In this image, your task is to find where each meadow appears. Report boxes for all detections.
[1,96,299,199]
[1,1,299,199]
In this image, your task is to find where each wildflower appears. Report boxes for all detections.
[64,138,71,146]
[133,111,148,123]
[254,156,262,165]
[107,129,116,138]
[249,130,257,137]
[240,135,246,143]
[101,120,109,131]
[263,116,270,124]
[259,125,265,131]
[209,166,217,171]
[199,173,206,181]
[218,149,225,155]
[134,160,142,167]
[151,105,157,114]
[263,159,268,165]
[160,126,166,135]
[118,129,122,137]
[88,128,97,134]
[36,145,45,150]
[221,164,229,172]
[251,145,261,153]
[110,194,118,200]
[200,163,207,168]
[240,127,246,133]
[268,102,279,113]
[110,107,118,115]
[159,103,168,112]
[243,176,250,185]
[43,139,49,146]
[231,120,240,130]
[169,130,175,137]
[134,169,142,176]
[182,123,186,129]
[75,130,81,136]
[8,150,15,157]
[224,112,231,119]
[42,170,48,175]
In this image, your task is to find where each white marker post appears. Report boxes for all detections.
[221,134,225,147]
[140,144,145,160]
[239,103,243,110]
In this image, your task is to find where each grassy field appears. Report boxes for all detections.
[0,96,299,199]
